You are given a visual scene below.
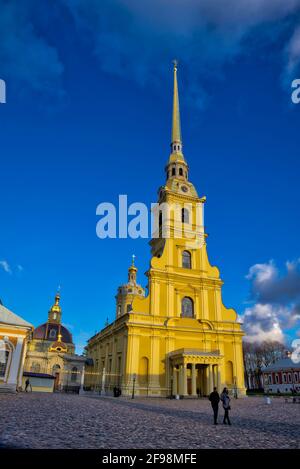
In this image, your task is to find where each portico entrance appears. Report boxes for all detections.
[169,348,223,397]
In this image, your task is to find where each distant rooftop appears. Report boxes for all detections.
[262,357,300,372]
[0,302,33,329]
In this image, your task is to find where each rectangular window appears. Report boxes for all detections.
[283,373,287,383]
[268,374,272,384]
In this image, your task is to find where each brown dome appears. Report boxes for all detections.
[33,323,73,344]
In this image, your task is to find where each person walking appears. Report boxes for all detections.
[220,387,231,425]
[209,386,220,425]
[25,378,31,392]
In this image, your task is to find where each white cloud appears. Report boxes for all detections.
[64,0,300,107]
[243,303,285,344]
[0,260,12,274]
[242,259,300,344]
[246,260,277,284]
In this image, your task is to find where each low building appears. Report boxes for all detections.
[24,292,85,392]
[0,300,33,393]
[22,371,55,393]
[262,358,300,393]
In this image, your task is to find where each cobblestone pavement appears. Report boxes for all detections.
[0,393,299,449]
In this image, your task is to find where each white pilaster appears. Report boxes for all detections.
[7,337,23,387]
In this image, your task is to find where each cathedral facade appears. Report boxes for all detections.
[85,64,246,398]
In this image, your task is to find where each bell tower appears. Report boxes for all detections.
[115,256,145,319]
[151,61,205,258]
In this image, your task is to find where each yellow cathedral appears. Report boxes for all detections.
[85,63,246,398]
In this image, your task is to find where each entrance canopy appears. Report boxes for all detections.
[168,348,222,366]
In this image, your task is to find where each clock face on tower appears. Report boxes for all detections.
[181,185,188,193]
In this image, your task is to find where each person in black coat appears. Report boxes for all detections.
[209,387,220,425]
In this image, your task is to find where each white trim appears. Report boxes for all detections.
[7,337,23,386]
[0,338,15,383]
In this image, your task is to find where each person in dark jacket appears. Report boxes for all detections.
[209,387,220,424]
[25,378,31,392]
[220,387,231,425]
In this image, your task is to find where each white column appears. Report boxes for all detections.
[18,338,27,388]
[173,367,178,395]
[182,363,187,396]
[191,363,197,396]
[7,337,23,386]
[79,364,85,394]
[101,367,106,395]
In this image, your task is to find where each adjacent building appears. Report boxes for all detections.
[24,292,85,392]
[262,358,300,393]
[85,64,246,398]
[0,300,33,393]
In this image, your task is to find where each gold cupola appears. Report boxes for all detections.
[48,291,62,324]
[49,332,68,353]
[115,256,145,318]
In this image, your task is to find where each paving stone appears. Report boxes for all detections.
[0,393,299,448]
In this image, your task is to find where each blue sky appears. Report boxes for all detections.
[0,0,300,353]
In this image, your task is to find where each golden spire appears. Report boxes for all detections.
[128,255,137,284]
[171,60,182,154]
[48,290,62,323]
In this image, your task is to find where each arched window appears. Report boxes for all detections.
[52,364,60,375]
[71,366,78,382]
[182,250,191,269]
[182,208,189,224]
[179,168,183,176]
[159,211,163,231]
[226,361,234,384]
[172,167,176,176]
[139,357,149,385]
[181,297,194,318]
[49,328,57,339]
